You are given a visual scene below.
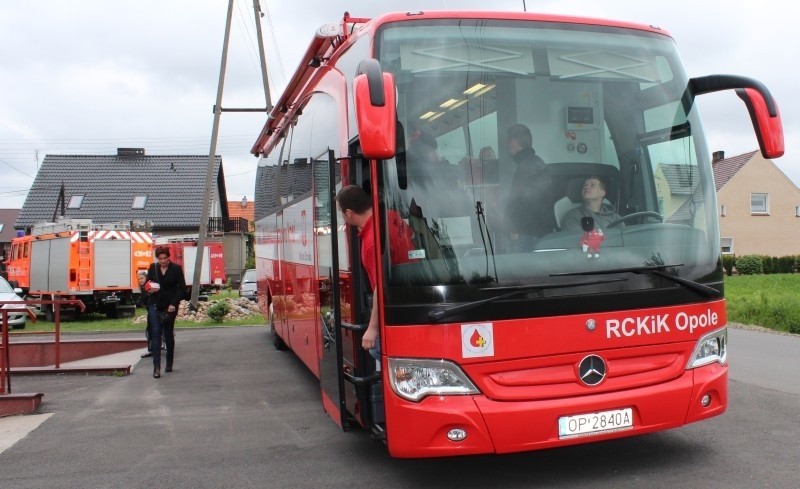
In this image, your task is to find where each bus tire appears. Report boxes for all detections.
[272,325,287,351]
[269,304,287,350]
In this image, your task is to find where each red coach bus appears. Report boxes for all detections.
[251,11,783,457]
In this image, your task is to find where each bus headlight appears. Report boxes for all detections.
[387,358,479,402]
[687,327,727,369]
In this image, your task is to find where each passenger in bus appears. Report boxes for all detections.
[502,123,556,251]
[405,131,471,221]
[336,185,414,360]
[560,176,622,232]
[408,131,448,168]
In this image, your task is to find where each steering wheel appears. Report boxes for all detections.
[607,211,664,228]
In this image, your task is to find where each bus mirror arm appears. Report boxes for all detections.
[688,75,784,159]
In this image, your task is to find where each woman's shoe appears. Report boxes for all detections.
[165,366,173,373]
[141,351,153,358]
[153,368,161,378]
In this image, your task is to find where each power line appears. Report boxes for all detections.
[233,0,263,78]
[0,156,35,179]
[261,0,286,86]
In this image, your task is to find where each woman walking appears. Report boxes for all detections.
[146,246,186,378]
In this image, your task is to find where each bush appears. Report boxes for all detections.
[778,256,795,274]
[735,255,763,275]
[760,256,774,274]
[207,300,231,322]
[722,255,735,276]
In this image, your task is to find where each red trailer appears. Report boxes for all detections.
[153,237,226,297]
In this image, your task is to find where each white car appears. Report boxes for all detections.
[238,269,257,301]
[0,276,27,329]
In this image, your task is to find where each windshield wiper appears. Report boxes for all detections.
[551,264,721,299]
[427,278,627,322]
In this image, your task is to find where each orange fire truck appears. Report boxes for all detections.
[7,219,153,319]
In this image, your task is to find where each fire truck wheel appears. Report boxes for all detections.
[44,304,55,322]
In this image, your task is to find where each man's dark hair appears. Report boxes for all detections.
[155,246,170,258]
[507,123,533,149]
[416,131,438,151]
[336,185,371,214]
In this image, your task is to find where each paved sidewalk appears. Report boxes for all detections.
[57,348,148,371]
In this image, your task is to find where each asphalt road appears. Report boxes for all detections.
[0,326,798,489]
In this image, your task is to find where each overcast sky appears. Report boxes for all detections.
[1,0,796,210]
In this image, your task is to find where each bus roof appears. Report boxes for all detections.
[250,10,672,158]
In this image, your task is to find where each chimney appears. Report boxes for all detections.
[712,151,725,164]
[117,148,145,157]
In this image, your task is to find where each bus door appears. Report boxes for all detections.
[316,149,349,428]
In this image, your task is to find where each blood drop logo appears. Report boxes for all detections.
[461,323,494,358]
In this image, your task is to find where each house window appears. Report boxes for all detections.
[721,237,734,255]
[68,195,84,209]
[0,224,4,233]
[132,195,148,209]
[720,205,726,217]
[796,206,800,217]
[750,193,768,214]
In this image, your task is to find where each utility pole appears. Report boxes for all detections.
[252,0,272,109]
[189,0,272,310]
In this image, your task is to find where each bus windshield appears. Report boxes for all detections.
[375,19,720,313]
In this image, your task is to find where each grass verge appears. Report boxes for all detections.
[725,274,800,334]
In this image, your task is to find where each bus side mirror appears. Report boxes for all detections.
[689,75,784,159]
[736,88,784,159]
[354,59,397,159]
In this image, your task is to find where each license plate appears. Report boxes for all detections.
[558,408,633,438]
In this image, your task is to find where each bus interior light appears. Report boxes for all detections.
[387,358,480,402]
[687,327,728,369]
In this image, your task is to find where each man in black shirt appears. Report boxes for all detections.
[503,123,556,251]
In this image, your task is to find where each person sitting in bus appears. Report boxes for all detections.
[502,123,556,251]
[560,176,622,232]
[336,185,414,360]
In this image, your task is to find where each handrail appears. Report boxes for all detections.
[1,298,86,394]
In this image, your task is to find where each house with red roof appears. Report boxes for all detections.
[713,150,800,257]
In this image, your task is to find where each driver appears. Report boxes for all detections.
[561,176,622,231]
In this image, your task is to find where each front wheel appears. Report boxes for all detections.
[269,303,287,351]
[44,300,55,322]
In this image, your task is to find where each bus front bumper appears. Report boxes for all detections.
[384,363,726,458]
